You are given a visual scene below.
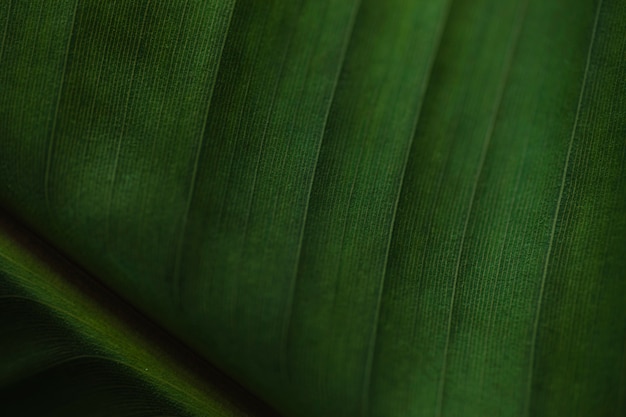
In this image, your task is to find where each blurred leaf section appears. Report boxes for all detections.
[0,212,277,417]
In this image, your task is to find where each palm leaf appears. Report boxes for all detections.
[1,0,624,416]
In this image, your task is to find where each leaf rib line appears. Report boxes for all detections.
[134,0,191,242]
[213,10,267,233]
[43,0,79,210]
[278,0,363,379]
[104,1,153,246]
[358,1,457,414]
[524,1,603,414]
[171,2,237,301]
[235,2,300,267]
[0,0,12,63]
[477,132,529,393]
[262,0,333,278]
[227,6,299,328]
[435,1,529,414]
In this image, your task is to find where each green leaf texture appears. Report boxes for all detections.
[1,0,624,416]
[0,210,277,416]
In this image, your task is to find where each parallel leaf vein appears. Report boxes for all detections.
[524,1,604,414]
[278,0,363,378]
[43,0,80,209]
[360,1,457,415]
[436,1,529,413]
[171,2,237,299]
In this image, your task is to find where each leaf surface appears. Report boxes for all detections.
[0,211,276,416]
[0,1,625,416]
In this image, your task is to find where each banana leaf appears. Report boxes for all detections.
[1,0,624,416]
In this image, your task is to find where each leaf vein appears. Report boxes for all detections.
[435,1,529,413]
[278,0,363,379]
[43,0,79,210]
[360,1,457,414]
[171,2,238,300]
[524,1,604,414]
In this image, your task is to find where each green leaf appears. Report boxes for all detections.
[1,0,624,416]
[0,211,277,416]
